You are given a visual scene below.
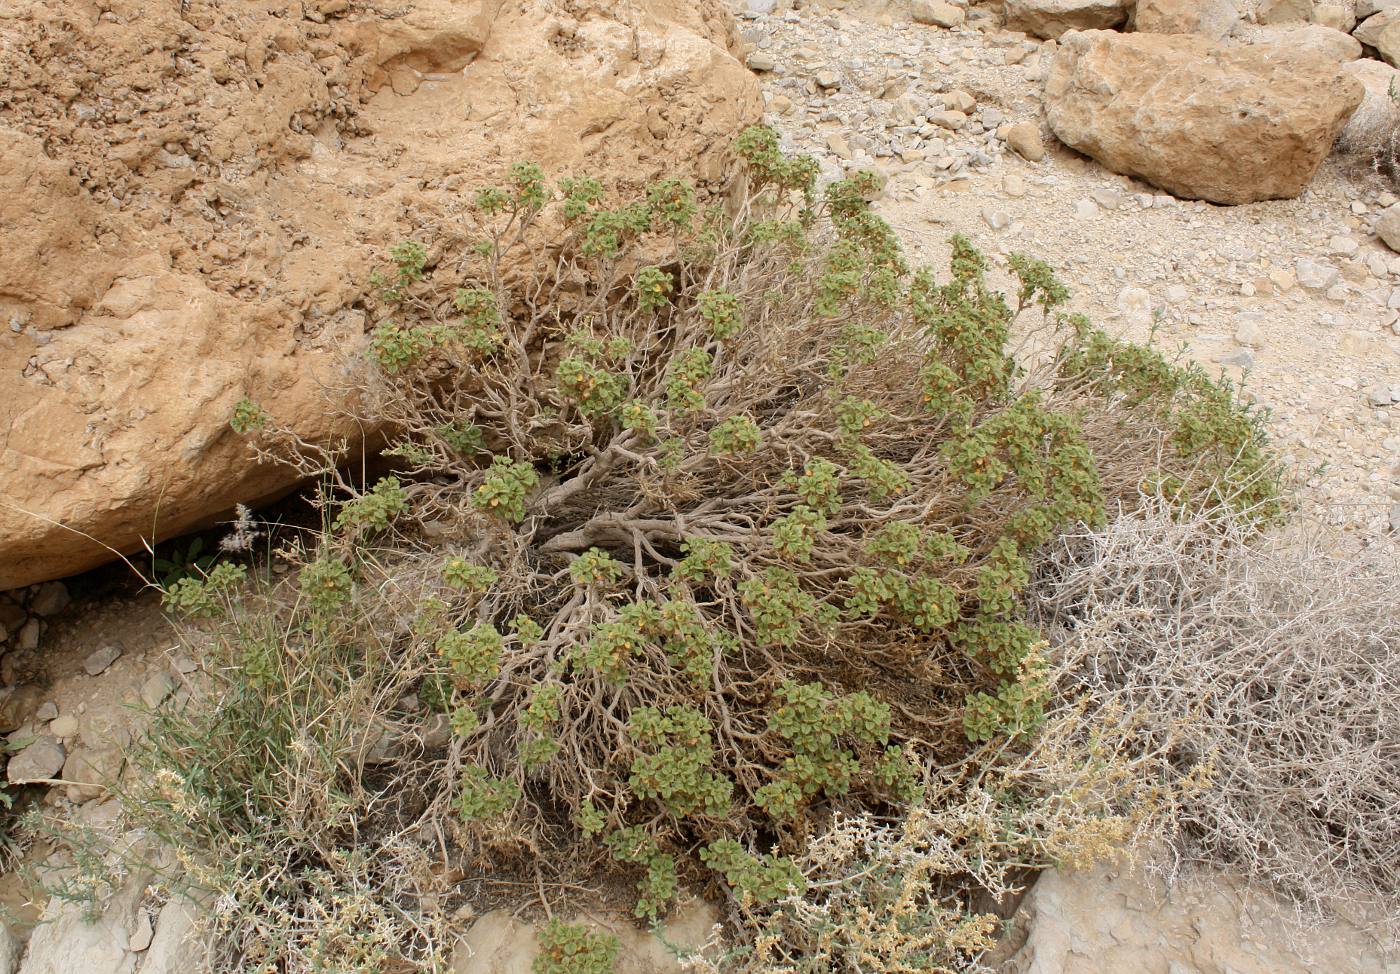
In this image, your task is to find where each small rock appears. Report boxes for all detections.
[1258,0,1313,23]
[1116,286,1153,326]
[1213,348,1255,369]
[28,582,70,617]
[48,714,79,738]
[815,69,841,90]
[1092,188,1123,210]
[1233,313,1266,347]
[745,52,777,72]
[931,110,968,129]
[17,619,40,651]
[1376,204,1400,253]
[1312,2,1356,31]
[140,672,175,710]
[766,93,793,115]
[1006,121,1047,161]
[1295,257,1339,290]
[84,643,123,676]
[1369,385,1396,406]
[1325,283,1348,302]
[825,132,853,159]
[942,89,977,113]
[982,106,1006,127]
[1269,266,1296,291]
[1164,283,1189,304]
[7,735,65,784]
[1003,172,1027,197]
[1073,198,1098,220]
[1328,234,1358,256]
[982,207,1012,230]
[61,744,123,802]
[127,911,154,952]
[912,0,967,27]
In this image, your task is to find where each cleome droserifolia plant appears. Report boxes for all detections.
[192,125,1275,953]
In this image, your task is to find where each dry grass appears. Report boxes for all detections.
[1031,501,1400,928]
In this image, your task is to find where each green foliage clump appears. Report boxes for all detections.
[533,922,619,974]
[161,562,248,618]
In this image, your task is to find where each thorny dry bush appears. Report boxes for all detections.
[125,126,1277,972]
[1032,501,1400,930]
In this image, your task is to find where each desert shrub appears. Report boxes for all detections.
[681,695,1200,974]
[1032,501,1400,927]
[140,126,1274,969]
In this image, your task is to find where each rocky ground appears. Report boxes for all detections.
[737,1,1400,536]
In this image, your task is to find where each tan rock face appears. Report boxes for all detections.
[0,0,761,590]
[1132,0,1240,40]
[1003,0,1130,39]
[999,863,1400,974]
[1043,30,1363,205]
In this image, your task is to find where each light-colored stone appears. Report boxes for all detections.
[1356,8,1400,45]
[0,0,762,590]
[60,743,123,802]
[1296,257,1340,289]
[745,51,776,72]
[84,643,123,676]
[1133,0,1239,40]
[1258,0,1313,22]
[931,109,968,129]
[911,0,966,27]
[140,897,209,974]
[982,207,1012,230]
[1311,2,1355,31]
[825,132,853,159]
[1258,23,1363,61]
[1377,204,1400,252]
[1001,864,1400,974]
[1358,0,1400,17]
[1006,121,1047,161]
[47,714,78,738]
[1003,0,1130,38]
[1004,172,1028,196]
[1340,58,1400,153]
[1233,312,1266,347]
[18,861,148,974]
[140,671,175,709]
[941,89,977,113]
[6,735,64,784]
[0,924,18,974]
[1044,30,1364,204]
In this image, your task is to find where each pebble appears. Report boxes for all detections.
[83,643,124,677]
[815,69,841,89]
[140,672,175,710]
[1073,199,1097,220]
[7,736,65,784]
[49,714,79,738]
[1003,173,1026,197]
[982,207,1011,230]
[1233,313,1266,348]
[1295,258,1339,290]
[1092,188,1123,210]
[28,582,70,617]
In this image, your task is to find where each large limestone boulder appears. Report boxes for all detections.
[1355,9,1400,64]
[1043,30,1363,204]
[1000,864,1400,974]
[1004,0,1130,39]
[1339,57,1400,154]
[1255,23,1363,62]
[0,0,761,590]
[1132,0,1240,40]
